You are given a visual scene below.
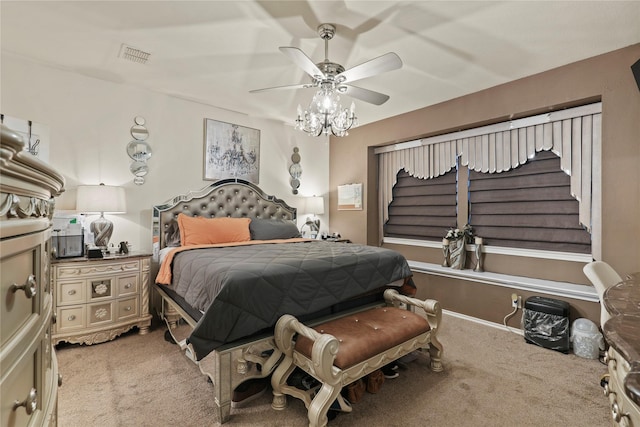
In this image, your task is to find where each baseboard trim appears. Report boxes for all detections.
[443,309,524,336]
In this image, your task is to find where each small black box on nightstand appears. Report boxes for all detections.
[87,248,103,259]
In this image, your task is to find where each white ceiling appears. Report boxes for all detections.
[2,1,639,127]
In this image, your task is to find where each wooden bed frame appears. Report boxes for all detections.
[151,179,298,423]
[151,179,409,423]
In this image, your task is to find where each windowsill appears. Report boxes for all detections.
[408,260,598,303]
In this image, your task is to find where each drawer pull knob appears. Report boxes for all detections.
[124,306,132,311]
[68,289,76,295]
[125,283,132,289]
[13,388,37,415]
[68,315,76,321]
[58,374,63,387]
[10,275,37,299]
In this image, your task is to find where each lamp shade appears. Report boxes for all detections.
[76,184,126,214]
[305,196,324,215]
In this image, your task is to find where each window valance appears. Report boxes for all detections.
[376,103,602,232]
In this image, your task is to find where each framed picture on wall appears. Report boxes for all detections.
[337,183,363,210]
[203,119,260,183]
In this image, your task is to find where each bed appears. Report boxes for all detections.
[151,179,416,423]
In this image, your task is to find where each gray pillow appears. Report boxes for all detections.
[250,218,301,240]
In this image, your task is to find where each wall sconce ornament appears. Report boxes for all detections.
[127,116,151,185]
[289,147,302,194]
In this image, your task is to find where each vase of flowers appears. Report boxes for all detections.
[444,224,473,270]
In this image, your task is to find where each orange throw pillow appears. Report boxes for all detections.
[177,214,251,246]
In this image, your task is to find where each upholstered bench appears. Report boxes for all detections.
[271,289,443,427]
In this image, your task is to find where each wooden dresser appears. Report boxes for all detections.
[603,276,640,427]
[1,124,65,426]
[51,252,152,345]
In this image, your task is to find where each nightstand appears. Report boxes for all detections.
[51,251,152,345]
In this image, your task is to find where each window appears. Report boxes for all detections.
[376,103,601,256]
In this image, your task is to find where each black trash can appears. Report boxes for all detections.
[522,296,570,353]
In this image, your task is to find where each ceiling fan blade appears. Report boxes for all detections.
[341,85,390,106]
[279,46,325,79]
[336,52,402,84]
[250,83,313,93]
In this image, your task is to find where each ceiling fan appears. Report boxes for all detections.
[250,23,402,106]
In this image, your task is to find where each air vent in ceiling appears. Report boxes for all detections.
[118,44,151,64]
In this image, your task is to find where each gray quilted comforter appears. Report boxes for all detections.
[166,240,414,360]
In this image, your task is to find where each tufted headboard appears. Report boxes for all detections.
[152,179,297,254]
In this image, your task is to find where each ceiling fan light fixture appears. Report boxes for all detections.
[296,90,357,137]
[251,22,400,137]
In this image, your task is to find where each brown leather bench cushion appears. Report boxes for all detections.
[294,306,430,369]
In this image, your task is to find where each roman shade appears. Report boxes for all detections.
[384,169,457,241]
[468,151,591,253]
[376,102,602,237]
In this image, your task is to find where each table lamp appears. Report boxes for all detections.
[76,183,126,250]
[303,196,324,238]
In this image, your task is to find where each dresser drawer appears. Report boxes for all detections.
[606,347,640,426]
[87,301,114,326]
[57,280,85,305]
[117,296,139,320]
[117,274,139,296]
[1,232,43,347]
[0,337,40,427]
[57,306,85,331]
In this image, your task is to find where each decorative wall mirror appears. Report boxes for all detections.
[289,147,301,194]
[127,116,151,185]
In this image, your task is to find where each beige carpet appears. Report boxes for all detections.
[56,314,610,427]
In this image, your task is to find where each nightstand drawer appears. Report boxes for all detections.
[117,274,138,296]
[55,259,141,279]
[118,296,139,320]
[87,301,114,326]
[57,281,84,305]
[89,278,113,300]
[57,306,85,331]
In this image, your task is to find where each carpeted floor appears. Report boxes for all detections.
[56,313,610,426]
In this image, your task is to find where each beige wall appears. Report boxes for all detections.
[330,44,640,325]
[1,54,331,252]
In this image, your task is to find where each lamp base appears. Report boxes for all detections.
[302,217,321,239]
[90,213,113,249]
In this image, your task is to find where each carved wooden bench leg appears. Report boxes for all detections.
[308,383,342,427]
[429,335,444,372]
